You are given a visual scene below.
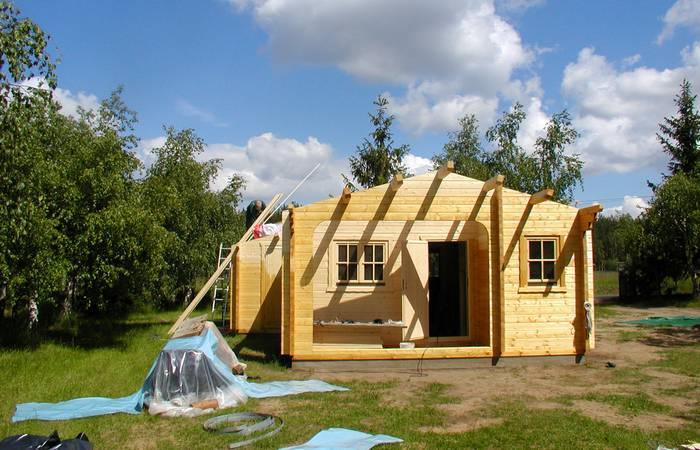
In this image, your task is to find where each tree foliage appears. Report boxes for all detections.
[348,95,410,189]
[533,110,583,202]
[433,103,583,203]
[0,0,56,104]
[620,81,700,299]
[0,2,248,333]
[432,114,490,181]
[657,79,700,178]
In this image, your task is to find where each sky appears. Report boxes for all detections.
[15,0,700,217]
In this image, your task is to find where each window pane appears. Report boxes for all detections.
[349,245,358,262]
[543,261,555,280]
[375,245,383,262]
[348,263,358,280]
[529,240,541,259]
[338,245,347,262]
[364,264,373,281]
[543,240,555,259]
[338,264,347,281]
[529,261,542,280]
[375,264,384,281]
[364,245,373,262]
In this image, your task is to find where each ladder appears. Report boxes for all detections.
[211,243,232,327]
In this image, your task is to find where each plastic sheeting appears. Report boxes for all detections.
[279,428,403,450]
[623,316,700,327]
[12,325,348,422]
[0,431,92,450]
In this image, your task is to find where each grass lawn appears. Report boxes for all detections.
[595,270,619,297]
[1,306,699,449]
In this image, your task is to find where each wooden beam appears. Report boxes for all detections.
[340,186,352,204]
[578,203,603,231]
[528,188,554,205]
[436,160,455,180]
[390,174,404,191]
[167,192,283,336]
[482,174,504,192]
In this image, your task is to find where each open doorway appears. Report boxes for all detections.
[428,241,468,337]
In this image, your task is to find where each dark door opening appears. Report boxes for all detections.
[428,241,468,337]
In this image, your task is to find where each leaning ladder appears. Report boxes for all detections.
[211,243,232,327]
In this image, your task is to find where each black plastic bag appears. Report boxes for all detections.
[0,431,92,450]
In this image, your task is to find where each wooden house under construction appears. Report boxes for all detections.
[228,164,602,366]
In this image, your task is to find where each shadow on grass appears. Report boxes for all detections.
[0,314,170,350]
[599,293,700,309]
[228,333,284,365]
[640,327,700,348]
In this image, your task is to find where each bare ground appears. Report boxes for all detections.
[317,304,700,433]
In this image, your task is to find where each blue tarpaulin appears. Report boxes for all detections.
[12,327,347,422]
[279,428,403,450]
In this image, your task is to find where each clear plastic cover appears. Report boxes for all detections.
[143,347,247,417]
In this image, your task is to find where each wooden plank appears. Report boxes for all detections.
[482,174,504,192]
[293,345,493,360]
[578,204,603,231]
[167,193,283,335]
[436,160,455,179]
[171,314,208,338]
[528,189,554,205]
[340,186,352,204]
[390,174,404,192]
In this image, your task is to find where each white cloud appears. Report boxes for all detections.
[621,54,641,68]
[232,0,534,134]
[562,45,700,174]
[136,132,437,205]
[136,136,167,169]
[201,132,347,205]
[602,196,650,219]
[176,99,229,127]
[20,78,99,118]
[404,154,434,176]
[657,0,700,44]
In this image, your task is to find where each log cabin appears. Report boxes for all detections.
[229,163,602,367]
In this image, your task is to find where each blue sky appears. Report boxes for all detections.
[16,0,700,215]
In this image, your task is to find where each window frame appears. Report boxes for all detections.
[519,235,565,292]
[333,241,387,286]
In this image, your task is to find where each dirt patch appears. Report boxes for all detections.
[255,398,286,415]
[306,303,700,433]
[572,400,687,431]
[641,327,700,347]
[419,417,505,434]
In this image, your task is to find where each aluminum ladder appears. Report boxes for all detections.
[211,243,232,327]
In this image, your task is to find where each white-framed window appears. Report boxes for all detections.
[527,238,557,283]
[336,242,385,284]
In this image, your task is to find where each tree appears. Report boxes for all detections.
[643,173,700,297]
[0,1,61,329]
[533,110,583,203]
[0,0,56,104]
[348,95,410,188]
[432,114,489,180]
[657,79,700,178]
[142,127,246,306]
[485,102,539,193]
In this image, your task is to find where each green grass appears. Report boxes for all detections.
[617,328,650,343]
[580,393,672,416]
[649,345,700,377]
[1,310,699,449]
[596,305,622,318]
[595,271,619,296]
